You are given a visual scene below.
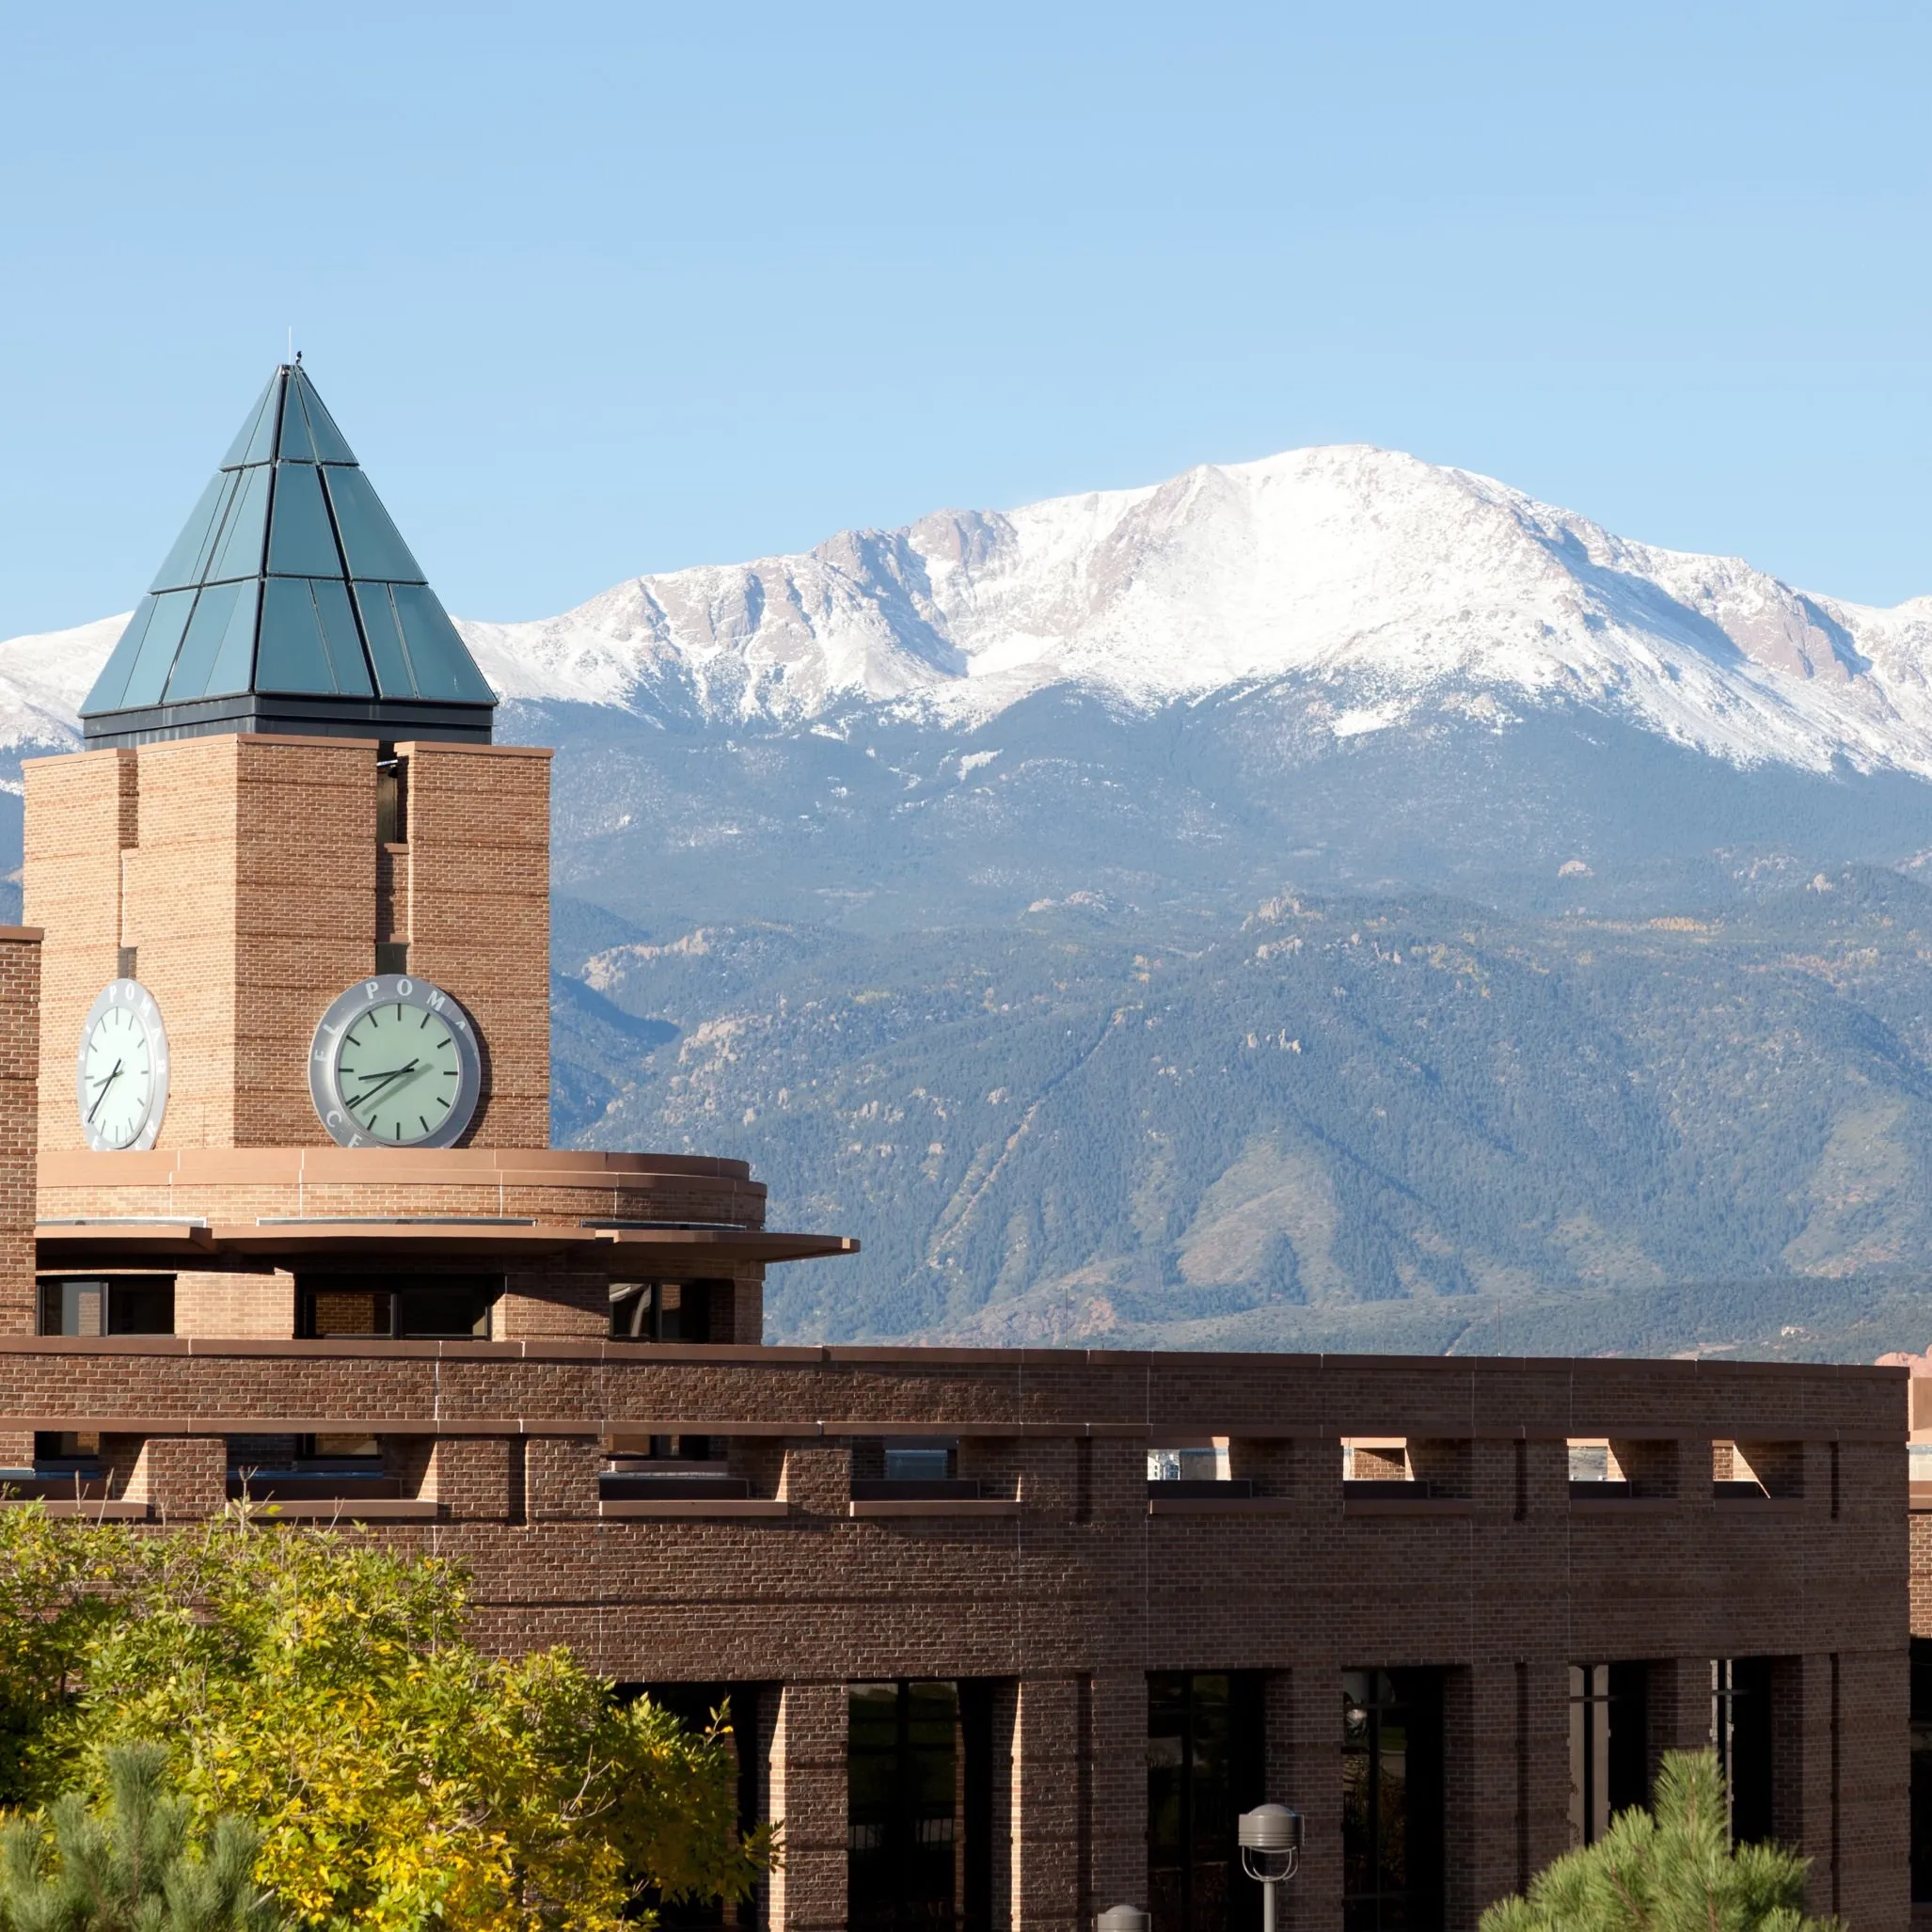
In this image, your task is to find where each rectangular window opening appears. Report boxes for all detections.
[1568,1663,1650,1847]
[1343,1669,1445,1932]
[847,1681,992,1932]
[38,1275,175,1338]
[1712,1658,1776,1846]
[295,1275,499,1339]
[608,1280,715,1343]
[1148,1671,1265,1932]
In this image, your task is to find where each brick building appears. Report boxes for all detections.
[6,364,1910,1932]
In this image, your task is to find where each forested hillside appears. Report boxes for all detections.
[549,862,1932,1358]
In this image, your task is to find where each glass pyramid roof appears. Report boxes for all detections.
[82,363,496,735]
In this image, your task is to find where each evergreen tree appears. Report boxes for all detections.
[1481,1751,1842,1932]
[0,1743,277,1932]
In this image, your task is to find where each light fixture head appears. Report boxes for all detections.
[1096,1909,1152,1932]
[1239,1803,1305,1853]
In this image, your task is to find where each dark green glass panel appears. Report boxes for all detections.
[164,579,244,699]
[221,372,281,467]
[265,462,342,578]
[311,578,373,696]
[202,579,261,696]
[353,582,415,696]
[256,578,336,693]
[292,368,356,463]
[205,464,270,581]
[150,471,235,592]
[324,467,424,582]
[391,584,493,703]
[277,377,315,461]
[82,597,159,713]
[119,590,198,707]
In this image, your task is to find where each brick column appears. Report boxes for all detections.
[173,1269,293,1338]
[763,1681,847,1932]
[0,927,40,1339]
[114,1435,226,1516]
[1283,1661,1341,1932]
[780,1441,852,1517]
[1448,1662,1548,1931]
[1003,1675,1082,1932]
[1835,1646,1908,1932]
[1087,1673,1146,1918]
[526,1436,601,1518]
[1647,1656,1713,1787]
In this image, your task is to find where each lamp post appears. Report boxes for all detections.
[1239,1802,1304,1932]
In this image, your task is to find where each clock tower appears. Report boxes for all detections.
[24,363,549,1156]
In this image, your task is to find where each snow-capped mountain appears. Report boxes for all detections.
[457,444,1932,776]
[9,444,1932,777]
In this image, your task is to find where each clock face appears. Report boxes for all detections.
[76,980,169,1151]
[309,974,482,1149]
[338,1000,462,1144]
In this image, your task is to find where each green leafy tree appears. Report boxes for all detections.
[0,1508,768,1932]
[1481,1751,1842,1932]
[0,1741,277,1932]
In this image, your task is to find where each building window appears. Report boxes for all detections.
[1148,1671,1264,1932]
[610,1281,713,1342]
[847,1681,991,1932]
[39,1276,174,1337]
[295,1275,499,1338]
[1569,1664,1649,1845]
[1343,1670,1444,1932]
[1713,1659,1775,1845]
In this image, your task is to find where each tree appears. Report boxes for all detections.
[0,1508,768,1932]
[0,1741,278,1932]
[1481,1750,1842,1932]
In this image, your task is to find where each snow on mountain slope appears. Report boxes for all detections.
[0,614,129,756]
[10,446,1932,777]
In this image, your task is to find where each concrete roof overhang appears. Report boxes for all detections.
[34,1221,858,1275]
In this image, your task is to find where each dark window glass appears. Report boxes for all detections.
[164,578,245,700]
[202,578,261,696]
[311,577,374,696]
[221,371,282,467]
[1569,1664,1648,1846]
[610,1282,714,1342]
[120,590,198,708]
[325,467,425,582]
[1913,1639,1932,1901]
[150,471,235,592]
[257,578,337,692]
[205,462,271,582]
[38,1277,174,1337]
[277,379,316,461]
[296,1276,499,1339]
[1149,1672,1265,1932]
[354,582,416,696]
[84,597,159,712]
[292,369,357,463]
[1714,1659,1775,1846]
[1343,1670,1444,1932]
[266,462,344,578]
[391,583,495,703]
[849,1681,977,1932]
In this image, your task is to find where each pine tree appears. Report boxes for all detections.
[0,1743,278,1932]
[1481,1750,1842,1932]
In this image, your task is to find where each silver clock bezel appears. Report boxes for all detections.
[77,977,170,1152]
[309,974,483,1149]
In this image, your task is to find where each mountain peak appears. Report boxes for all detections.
[8,444,1932,776]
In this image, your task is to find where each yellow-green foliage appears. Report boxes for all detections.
[0,1508,767,1932]
[1481,1751,1840,1932]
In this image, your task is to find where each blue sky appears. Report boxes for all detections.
[1,2,1926,638]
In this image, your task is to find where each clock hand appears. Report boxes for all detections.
[349,1062,421,1111]
[87,1061,124,1123]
